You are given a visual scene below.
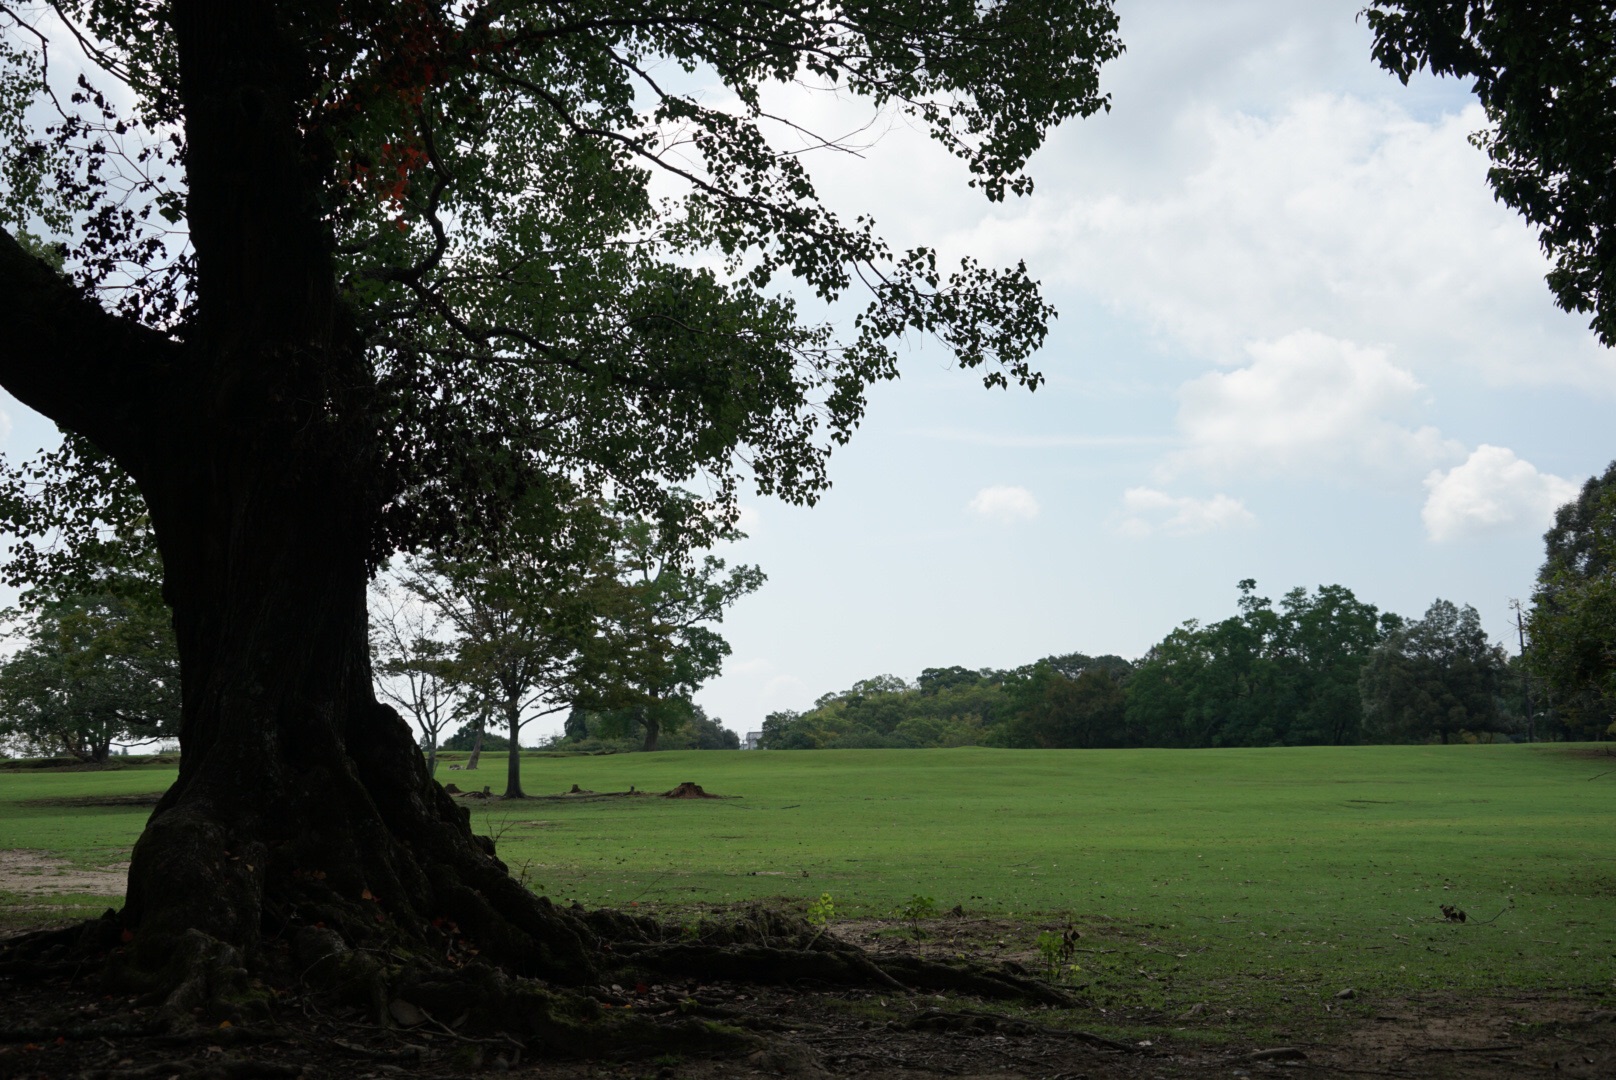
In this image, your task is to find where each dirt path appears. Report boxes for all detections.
[0,849,128,897]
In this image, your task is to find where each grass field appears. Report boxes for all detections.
[3,743,1613,1032]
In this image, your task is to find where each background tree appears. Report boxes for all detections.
[583,512,763,751]
[0,459,177,761]
[1361,599,1510,744]
[368,579,462,776]
[1277,584,1394,745]
[1000,659,1129,749]
[399,499,619,797]
[564,702,740,751]
[1367,1,1616,345]
[1124,582,1390,747]
[1525,462,1616,737]
[0,583,179,761]
[0,0,1121,980]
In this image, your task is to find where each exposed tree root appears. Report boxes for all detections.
[0,895,1088,1070]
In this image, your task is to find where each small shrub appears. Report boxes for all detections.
[805,892,834,946]
[806,892,835,928]
[897,894,936,938]
[1036,924,1082,981]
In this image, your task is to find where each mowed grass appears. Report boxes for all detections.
[0,763,174,931]
[3,744,1613,1023]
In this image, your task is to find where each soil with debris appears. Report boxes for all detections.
[1,917,1612,1080]
[0,850,131,898]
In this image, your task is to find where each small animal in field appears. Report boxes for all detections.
[447,764,463,771]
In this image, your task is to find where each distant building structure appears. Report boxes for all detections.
[743,731,763,750]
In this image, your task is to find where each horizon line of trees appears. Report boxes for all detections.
[4,462,1612,763]
[764,460,1616,753]
[761,580,1604,752]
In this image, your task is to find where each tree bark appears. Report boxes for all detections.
[0,0,598,990]
[505,703,527,798]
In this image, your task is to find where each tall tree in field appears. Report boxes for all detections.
[0,583,179,761]
[0,1,1124,985]
[1526,462,1616,737]
[587,514,764,751]
[368,579,461,776]
[397,499,618,797]
[1360,599,1509,744]
[0,454,178,761]
[1125,581,1394,747]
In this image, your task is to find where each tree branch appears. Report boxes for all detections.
[0,230,179,455]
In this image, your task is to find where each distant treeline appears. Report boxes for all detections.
[761,581,1600,751]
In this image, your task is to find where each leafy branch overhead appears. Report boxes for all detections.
[1367,1,1616,345]
[0,0,1128,1005]
[0,1,1122,562]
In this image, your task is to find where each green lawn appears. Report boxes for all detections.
[4,744,1613,1025]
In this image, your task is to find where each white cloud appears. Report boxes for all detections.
[907,427,1169,449]
[1169,330,1461,477]
[1114,488,1255,537]
[963,94,1616,392]
[967,485,1041,523]
[1422,446,1578,542]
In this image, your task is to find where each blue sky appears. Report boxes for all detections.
[679,1,1614,735]
[2,1,1610,742]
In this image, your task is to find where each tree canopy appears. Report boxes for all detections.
[758,582,1530,751]
[1360,598,1510,744]
[1526,461,1616,736]
[1,0,1123,560]
[0,0,1125,989]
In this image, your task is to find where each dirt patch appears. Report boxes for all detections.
[0,850,128,897]
[0,946,1611,1079]
[1315,992,1616,1078]
[0,757,178,771]
[18,793,162,808]
[664,781,724,799]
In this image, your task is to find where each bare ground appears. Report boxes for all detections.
[0,850,130,898]
[0,913,1611,1080]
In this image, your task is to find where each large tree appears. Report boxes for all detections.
[368,576,461,776]
[1360,598,1510,744]
[1125,581,1392,748]
[0,0,1122,994]
[0,582,179,761]
[0,461,177,761]
[1526,461,1616,737]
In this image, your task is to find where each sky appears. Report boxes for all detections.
[677,0,1614,736]
[2,1,1611,742]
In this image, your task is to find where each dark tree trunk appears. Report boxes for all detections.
[643,717,660,753]
[505,704,527,798]
[0,0,596,991]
